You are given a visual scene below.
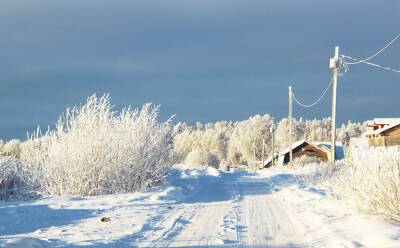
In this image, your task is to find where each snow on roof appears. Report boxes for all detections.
[313,141,343,148]
[278,140,344,159]
[279,140,333,155]
[260,156,273,167]
[371,118,400,125]
[364,122,400,136]
[279,139,307,156]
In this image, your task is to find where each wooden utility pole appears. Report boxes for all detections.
[288,86,293,166]
[253,141,256,172]
[329,46,340,162]
[261,139,265,168]
[270,125,275,167]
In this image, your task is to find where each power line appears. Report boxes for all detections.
[341,54,400,73]
[344,33,400,65]
[292,77,333,108]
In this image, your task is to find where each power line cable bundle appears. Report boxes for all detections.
[341,54,400,73]
[340,33,400,73]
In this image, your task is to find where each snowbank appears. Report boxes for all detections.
[4,238,54,248]
[0,166,223,247]
[149,166,221,202]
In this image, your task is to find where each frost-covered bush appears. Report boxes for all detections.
[1,139,22,159]
[291,155,321,168]
[300,161,345,186]
[0,157,35,200]
[185,149,220,168]
[330,151,400,221]
[21,95,175,196]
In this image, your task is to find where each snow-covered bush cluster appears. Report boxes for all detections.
[301,150,400,222]
[185,149,220,168]
[0,157,35,200]
[174,116,363,167]
[0,139,22,158]
[19,95,175,196]
[330,150,400,222]
[290,155,321,168]
[300,161,345,186]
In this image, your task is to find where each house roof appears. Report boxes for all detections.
[369,118,400,125]
[364,122,400,136]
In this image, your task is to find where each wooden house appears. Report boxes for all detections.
[365,122,400,147]
[365,118,400,132]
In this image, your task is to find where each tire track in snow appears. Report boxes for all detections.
[149,203,200,248]
[235,182,243,247]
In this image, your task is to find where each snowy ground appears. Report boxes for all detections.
[1,166,400,248]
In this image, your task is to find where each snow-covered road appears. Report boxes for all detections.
[2,167,400,247]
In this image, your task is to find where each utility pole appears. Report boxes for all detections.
[270,124,275,167]
[329,46,340,163]
[253,141,256,172]
[262,139,265,168]
[288,86,293,166]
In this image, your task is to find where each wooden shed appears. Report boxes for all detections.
[280,140,329,164]
[365,123,400,147]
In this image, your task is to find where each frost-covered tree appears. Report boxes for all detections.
[20,94,175,196]
[174,121,233,162]
[304,118,331,142]
[275,118,305,152]
[227,114,274,164]
[336,121,364,146]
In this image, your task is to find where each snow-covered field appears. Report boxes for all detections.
[1,166,400,248]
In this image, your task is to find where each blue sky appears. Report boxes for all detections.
[0,0,399,140]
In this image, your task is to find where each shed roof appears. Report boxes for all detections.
[279,140,330,156]
[279,140,344,160]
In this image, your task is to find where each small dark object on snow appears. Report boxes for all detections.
[101,217,111,222]
[167,205,173,209]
